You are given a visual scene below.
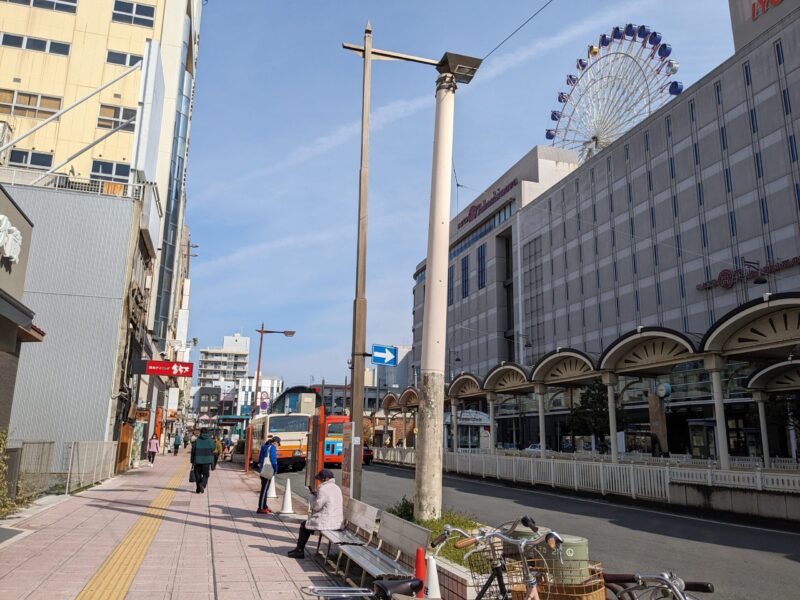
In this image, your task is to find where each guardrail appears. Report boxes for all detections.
[0,165,144,199]
[65,441,118,494]
[5,441,56,499]
[374,448,800,501]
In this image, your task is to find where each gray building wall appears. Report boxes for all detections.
[412,6,800,380]
[8,185,136,467]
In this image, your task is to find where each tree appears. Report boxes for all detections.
[568,381,623,448]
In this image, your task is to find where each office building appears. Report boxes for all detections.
[198,333,250,387]
[237,374,284,416]
[412,2,800,461]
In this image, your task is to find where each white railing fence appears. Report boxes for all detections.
[65,441,118,494]
[373,448,800,502]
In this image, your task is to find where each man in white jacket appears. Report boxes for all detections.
[288,469,343,558]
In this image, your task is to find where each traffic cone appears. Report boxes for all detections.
[267,476,277,498]
[414,547,426,598]
[279,478,295,515]
[425,555,441,599]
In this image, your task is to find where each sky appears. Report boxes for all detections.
[185,0,735,387]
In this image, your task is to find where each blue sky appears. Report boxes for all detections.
[185,0,734,386]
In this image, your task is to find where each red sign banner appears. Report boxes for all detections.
[145,360,193,377]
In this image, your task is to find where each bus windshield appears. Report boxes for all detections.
[327,422,344,436]
[269,415,310,433]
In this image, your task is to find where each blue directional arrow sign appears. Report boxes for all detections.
[371,344,398,367]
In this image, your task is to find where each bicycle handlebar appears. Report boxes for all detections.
[684,581,715,593]
[453,537,477,549]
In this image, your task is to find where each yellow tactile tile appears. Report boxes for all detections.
[75,460,189,599]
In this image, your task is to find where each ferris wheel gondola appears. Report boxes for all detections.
[546,24,683,162]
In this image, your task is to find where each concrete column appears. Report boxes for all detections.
[401,411,407,447]
[487,393,496,453]
[753,391,770,469]
[602,373,619,463]
[534,383,547,459]
[706,355,730,470]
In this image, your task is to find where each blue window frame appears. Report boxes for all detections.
[697,182,704,205]
[767,244,774,262]
[477,243,486,290]
[632,254,637,274]
[743,62,751,86]
[760,197,769,224]
[656,282,662,305]
[650,207,656,228]
[790,134,798,162]
[724,168,732,193]
[669,156,675,179]
[647,170,652,191]
[720,126,727,151]
[689,100,695,122]
[750,108,758,133]
[447,265,454,306]
[755,151,763,178]
[783,89,792,115]
[653,245,659,266]
[665,115,672,138]
[635,289,640,312]
[701,223,708,247]
[676,234,682,257]
[679,274,686,298]
[693,143,699,165]
[775,40,784,66]
[714,82,722,105]
[461,255,469,299]
[729,210,737,236]
[672,195,678,217]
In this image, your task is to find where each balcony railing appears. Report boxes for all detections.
[0,165,144,199]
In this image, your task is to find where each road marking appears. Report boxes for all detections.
[75,461,188,599]
[372,463,800,538]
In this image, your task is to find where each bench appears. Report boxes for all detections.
[339,511,431,587]
[317,498,379,567]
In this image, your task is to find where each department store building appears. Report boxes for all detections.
[410,1,800,466]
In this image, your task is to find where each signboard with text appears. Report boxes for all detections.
[133,360,193,377]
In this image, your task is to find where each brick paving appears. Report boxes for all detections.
[0,454,335,599]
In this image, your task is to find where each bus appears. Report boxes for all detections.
[323,415,350,467]
[249,413,310,472]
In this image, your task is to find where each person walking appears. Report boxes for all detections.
[183,434,189,449]
[212,435,222,470]
[173,431,182,456]
[288,469,343,558]
[256,436,280,514]
[190,427,215,493]
[146,434,159,467]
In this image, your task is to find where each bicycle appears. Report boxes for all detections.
[604,572,714,600]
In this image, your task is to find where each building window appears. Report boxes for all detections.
[720,126,727,151]
[689,100,695,122]
[461,255,469,299]
[0,32,70,55]
[796,183,800,211]
[635,289,640,312]
[447,265,453,306]
[775,40,784,66]
[750,108,758,133]
[0,89,61,119]
[693,143,699,165]
[627,182,632,204]
[624,144,629,161]
[598,303,602,322]
[656,282,662,305]
[766,244,774,262]
[613,261,618,281]
[477,244,486,290]
[669,156,675,179]
[729,210,737,236]
[665,115,672,138]
[679,274,686,298]
[8,148,52,169]
[632,254,637,274]
[743,62,751,87]
[650,206,656,228]
[592,202,597,223]
[629,217,634,236]
[676,234,682,257]
[653,245,659,266]
[790,134,798,162]
[609,192,613,213]
[6,0,77,13]
[107,50,143,66]
[755,151,763,178]
[611,229,616,247]
[644,131,650,153]
[724,168,732,193]
[714,81,722,105]
[97,104,137,131]
[647,170,652,191]
[112,1,156,27]
[760,197,769,224]
[701,223,708,247]
[615,297,620,318]
[672,195,678,217]
[91,159,130,183]
[697,182,704,205]
[783,89,792,115]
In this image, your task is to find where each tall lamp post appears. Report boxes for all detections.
[244,323,295,473]
[344,25,481,516]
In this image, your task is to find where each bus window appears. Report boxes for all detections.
[327,422,344,436]
[269,415,310,433]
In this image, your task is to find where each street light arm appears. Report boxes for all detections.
[342,42,439,66]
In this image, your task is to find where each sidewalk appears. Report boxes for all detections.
[0,453,335,600]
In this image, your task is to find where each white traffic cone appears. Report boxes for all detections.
[279,477,295,515]
[425,555,441,599]
[267,476,277,498]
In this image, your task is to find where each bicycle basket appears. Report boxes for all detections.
[516,557,605,600]
[465,537,507,600]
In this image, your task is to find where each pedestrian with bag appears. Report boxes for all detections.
[288,469,343,558]
[173,431,182,456]
[190,427,215,493]
[146,434,159,467]
[256,436,280,514]
[212,435,222,470]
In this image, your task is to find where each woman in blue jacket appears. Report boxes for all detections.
[257,436,280,514]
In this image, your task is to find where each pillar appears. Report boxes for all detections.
[487,392,496,453]
[753,391,770,469]
[602,373,619,463]
[401,411,407,447]
[534,384,547,459]
[706,355,730,470]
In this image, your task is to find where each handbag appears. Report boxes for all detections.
[260,462,274,479]
[189,468,196,483]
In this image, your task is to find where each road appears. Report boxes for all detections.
[279,463,800,600]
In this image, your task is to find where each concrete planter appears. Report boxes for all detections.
[433,555,476,600]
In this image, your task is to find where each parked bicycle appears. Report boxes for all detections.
[604,572,714,600]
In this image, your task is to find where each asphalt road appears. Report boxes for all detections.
[279,463,800,600]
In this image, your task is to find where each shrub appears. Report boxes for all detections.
[0,429,18,518]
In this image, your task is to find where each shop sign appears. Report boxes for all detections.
[752,0,783,21]
[457,178,518,230]
[696,255,800,291]
[132,360,194,377]
[0,214,22,264]
[135,409,150,422]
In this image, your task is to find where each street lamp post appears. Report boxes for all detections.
[344,26,480,516]
[244,323,294,473]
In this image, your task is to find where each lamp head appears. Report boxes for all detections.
[437,52,482,84]
[283,330,296,337]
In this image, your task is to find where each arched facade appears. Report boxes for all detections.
[600,327,697,375]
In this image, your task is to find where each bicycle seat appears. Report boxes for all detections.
[373,578,423,597]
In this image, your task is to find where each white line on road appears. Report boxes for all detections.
[373,464,800,538]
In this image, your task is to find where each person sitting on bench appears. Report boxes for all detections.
[288,469,343,558]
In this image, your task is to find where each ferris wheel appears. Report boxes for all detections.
[546,24,683,162]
